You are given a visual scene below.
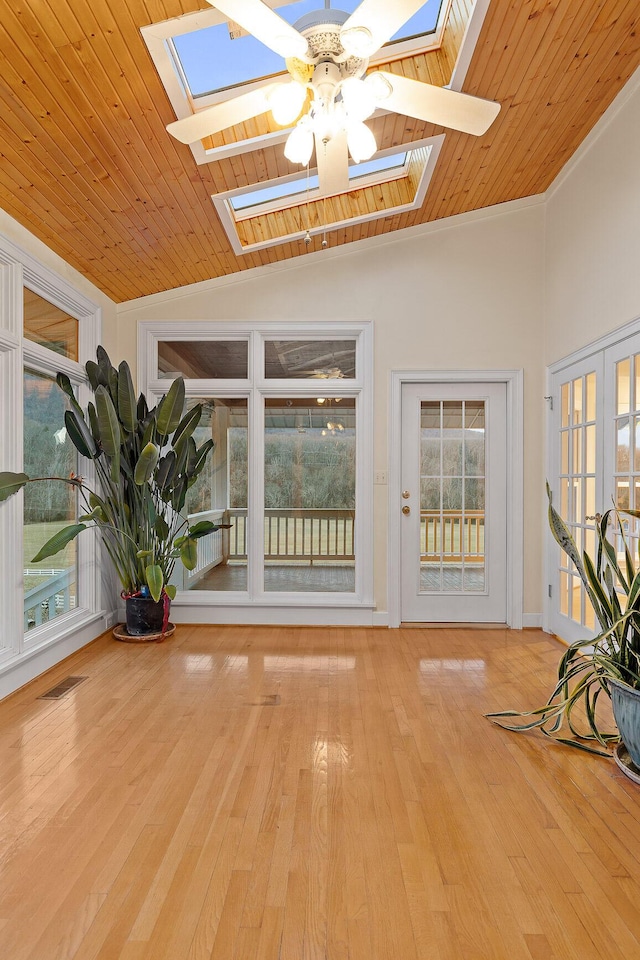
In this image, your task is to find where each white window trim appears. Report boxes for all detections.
[0,234,106,679]
[138,320,375,625]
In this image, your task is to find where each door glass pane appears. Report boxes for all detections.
[263,397,355,592]
[179,398,248,592]
[23,289,78,360]
[420,399,485,595]
[23,369,78,632]
[557,371,597,629]
[158,340,248,379]
[617,358,631,415]
[264,340,356,379]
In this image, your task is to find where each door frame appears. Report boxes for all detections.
[388,370,524,628]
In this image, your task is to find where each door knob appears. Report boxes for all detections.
[402,505,410,516]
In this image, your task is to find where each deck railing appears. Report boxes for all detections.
[420,510,485,564]
[183,508,226,586]
[24,568,75,631]
[225,508,355,563]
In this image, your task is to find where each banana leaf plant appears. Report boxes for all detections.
[0,346,223,604]
[486,483,640,756]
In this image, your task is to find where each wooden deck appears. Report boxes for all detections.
[191,562,355,593]
[0,625,638,959]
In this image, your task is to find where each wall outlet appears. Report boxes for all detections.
[374,471,388,485]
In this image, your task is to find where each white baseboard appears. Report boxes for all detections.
[0,614,111,701]
[522,613,543,629]
[168,602,378,627]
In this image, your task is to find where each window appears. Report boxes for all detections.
[0,236,101,670]
[140,321,373,616]
[23,369,79,632]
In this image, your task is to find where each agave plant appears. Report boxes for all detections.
[0,346,221,604]
[486,484,640,756]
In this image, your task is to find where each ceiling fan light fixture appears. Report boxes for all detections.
[340,25,375,59]
[340,77,376,121]
[273,32,310,60]
[284,121,314,165]
[268,81,307,125]
[346,120,377,163]
[364,71,394,103]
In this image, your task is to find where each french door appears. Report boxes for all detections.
[400,381,508,622]
[547,329,640,642]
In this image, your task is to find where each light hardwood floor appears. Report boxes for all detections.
[0,625,638,960]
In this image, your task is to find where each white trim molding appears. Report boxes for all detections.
[387,369,524,629]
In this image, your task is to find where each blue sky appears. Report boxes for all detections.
[174,0,442,97]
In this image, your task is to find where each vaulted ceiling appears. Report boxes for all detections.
[1,0,639,303]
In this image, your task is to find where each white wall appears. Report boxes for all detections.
[545,68,640,362]
[118,198,547,620]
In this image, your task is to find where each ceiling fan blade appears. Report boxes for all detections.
[375,71,500,136]
[316,131,349,197]
[340,0,427,56]
[206,0,309,59]
[167,86,275,144]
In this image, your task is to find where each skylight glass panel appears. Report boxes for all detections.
[229,151,408,212]
[173,0,443,98]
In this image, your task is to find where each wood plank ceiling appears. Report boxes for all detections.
[0,0,639,303]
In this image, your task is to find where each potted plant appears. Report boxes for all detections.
[0,346,223,639]
[487,484,640,773]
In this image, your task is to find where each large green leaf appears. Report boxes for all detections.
[145,563,164,602]
[156,451,176,491]
[180,537,198,571]
[96,386,121,482]
[156,378,185,437]
[87,401,101,444]
[188,520,216,539]
[117,361,137,433]
[134,441,160,485]
[0,471,29,502]
[155,515,170,541]
[31,523,86,562]
[64,409,97,459]
[95,385,120,458]
[55,373,83,414]
[172,404,201,450]
[190,439,214,480]
[171,475,188,512]
[137,392,149,422]
[85,360,102,391]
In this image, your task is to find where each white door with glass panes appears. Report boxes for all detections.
[547,356,603,643]
[548,331,640,643]
[400,382,507,622]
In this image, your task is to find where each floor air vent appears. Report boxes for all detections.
[38,676,88,699]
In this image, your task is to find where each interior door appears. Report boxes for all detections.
[400,382,507,622]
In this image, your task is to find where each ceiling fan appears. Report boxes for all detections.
[167,0,501,195]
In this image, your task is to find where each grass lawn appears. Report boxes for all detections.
[24,521,77,573]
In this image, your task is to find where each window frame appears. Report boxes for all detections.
[0,235,103,665]
[139,320,374,616]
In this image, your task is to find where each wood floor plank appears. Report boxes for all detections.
[1,625,640,959]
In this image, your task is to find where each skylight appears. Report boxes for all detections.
[230,151,408,212]
[173,0,444,98]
